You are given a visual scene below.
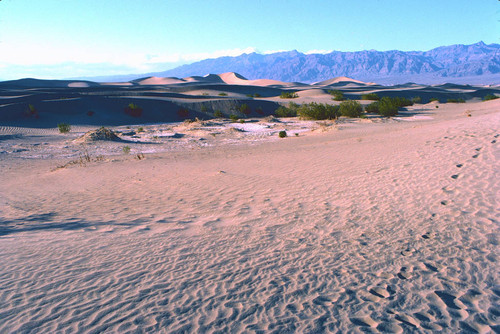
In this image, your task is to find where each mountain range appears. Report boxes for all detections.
[85,42,500,85]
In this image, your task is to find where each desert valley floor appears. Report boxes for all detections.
[0,75,499,333]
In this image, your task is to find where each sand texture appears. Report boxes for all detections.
[0,77,499,333]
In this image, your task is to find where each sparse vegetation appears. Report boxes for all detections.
[214,110,223,118]
[253,93,261,98]
[137,127,144,132]
[364,102,379,113]
[329,90,345,101]
[275,102,299,117]
[124,103,143,117]
[483,94,498,101]
[339,100,363,118]
[446,98,466,103]
[280,91,299,99]
[239,103,251,116]
[299,103,341,120]
[218,92,228,96]
[361,93,380,101]
[123,146,131,154]
[429,98,439,102]
[411,96,422,104]
[377,97,399,117]
[278,130,287,138]
[57,123,71,133]
[25,104,39,118]
[229,114,239,121]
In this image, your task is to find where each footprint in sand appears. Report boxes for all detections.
[397,266,413,280]
[369,286,391,299]
[422,231,436,240]
[401,247,416,256]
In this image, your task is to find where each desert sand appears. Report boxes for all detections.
[0,75,499,333]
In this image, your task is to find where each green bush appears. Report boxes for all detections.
[123,146,131,154]
[280,91,299,99]
[275,102,299,117]
[447,98,465,103]
[329,90,344,101]
[361,93,380,101]
[214,110,223,118]
[218,92,228,96]
[137,127,144,132]
[239,103,251,116]
[57,123,71,133]
[378,97,399,117]
[392,97,413,107]
[253,93,261,98]
[412,96,422,104]
[339,100,363,118]
[365,102,379,113]
[298,102,340,120]
[429,98,439,102]
[229,114,238,121]
[278,130,287,138]
[124,103,143,117]
[483,94,499,101]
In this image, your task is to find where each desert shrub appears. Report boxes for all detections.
[229,114,238,121]
[123,146,131,154]
[137,127,144,132]
[57,123,71,133]
[280,91,298,99]
[365,102,379,113]
[239,103,251,116]
[214,110,223,118]
[202,92,209,96]
[378,97,399,117]
[255,106,264,115]
[429,98,439,102]
[246,94,253,98]
[392,97,413,107]
[483,94,499,101]
[254,93,261,98]
[329,90,344,101]
[177,107,190,119]
[411,96,422,104]
[124,103,143,117]
[339,100,363,118]
[361,93,380,101]
[446,98,465,103]
[239,119,245,123]
[278,130,287,138]
[25,104,39,118]
[218,92,228,96]
[275,102,299,117]
[298,102,340,120]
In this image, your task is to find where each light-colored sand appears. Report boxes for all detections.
[0,98,498,332]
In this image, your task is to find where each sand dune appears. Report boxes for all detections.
[0,77,499,333]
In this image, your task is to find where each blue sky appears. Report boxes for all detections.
[0,0,498,80]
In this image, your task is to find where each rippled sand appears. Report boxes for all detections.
[1,100,499,333]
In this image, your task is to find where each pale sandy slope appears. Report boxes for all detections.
[0,101,498,333]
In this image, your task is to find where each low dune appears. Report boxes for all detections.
[0,76,499,333]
